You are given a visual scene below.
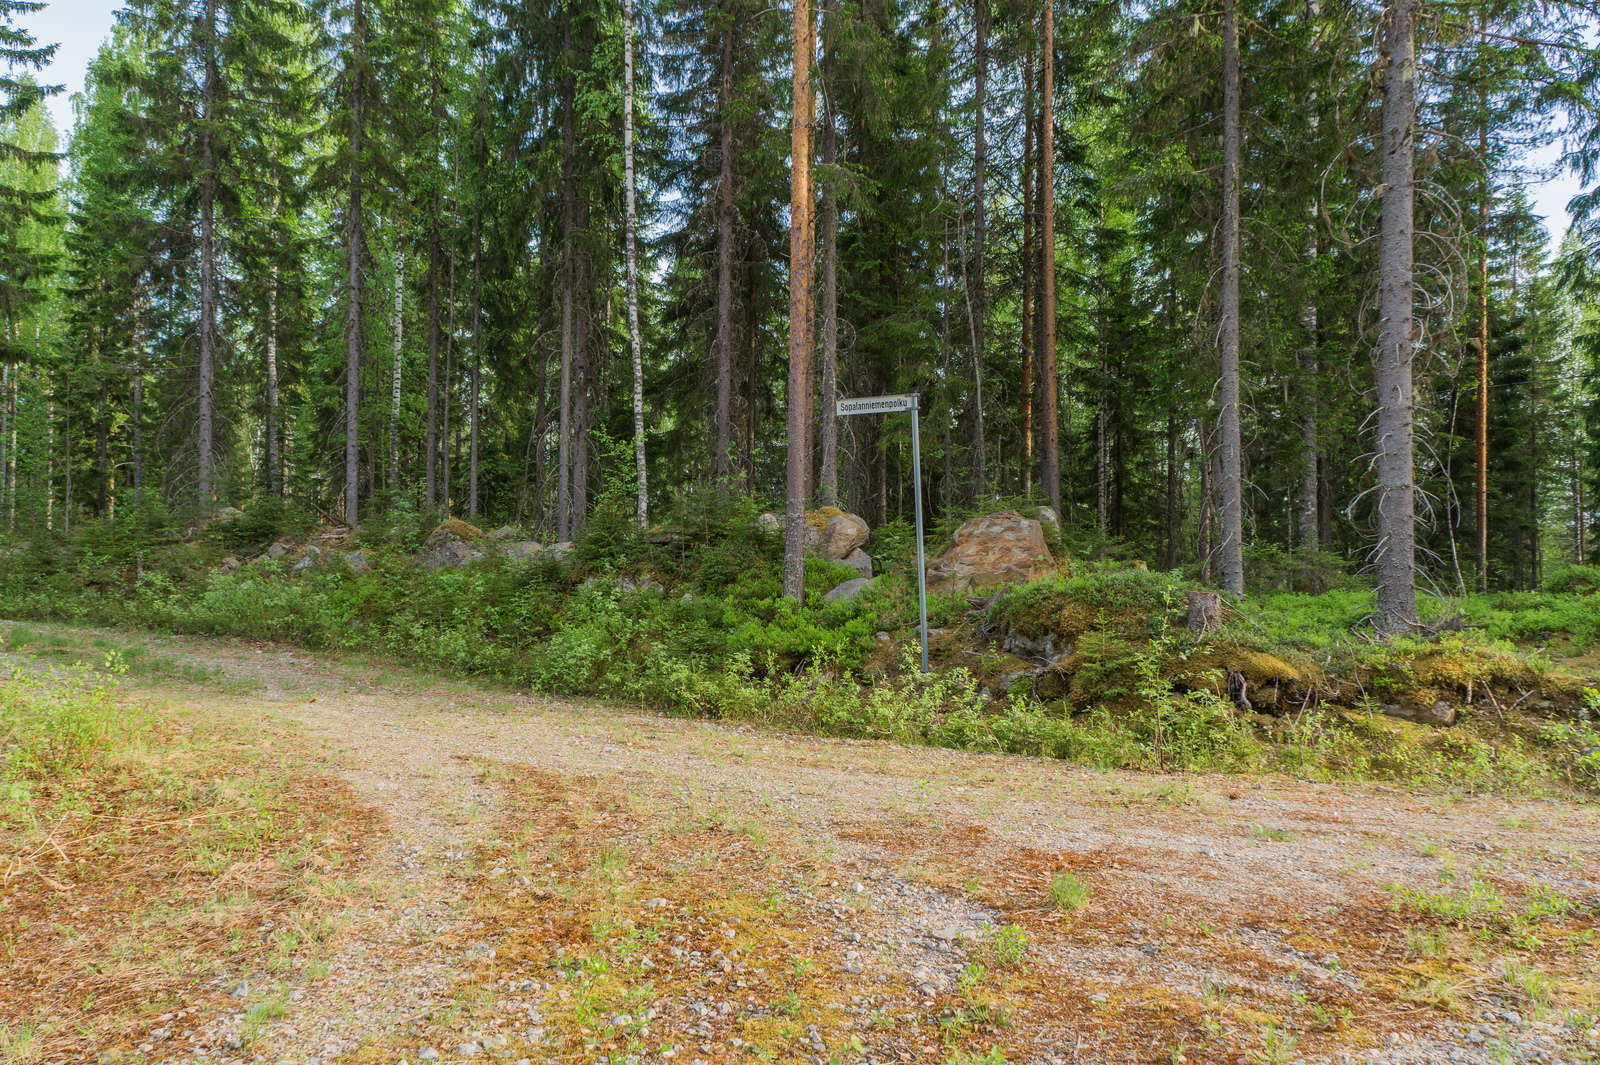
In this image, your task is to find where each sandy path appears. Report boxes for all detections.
[76,633,1600,1064]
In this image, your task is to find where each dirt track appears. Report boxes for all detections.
[27,631,1600,1064]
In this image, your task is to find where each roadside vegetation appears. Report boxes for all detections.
[3,492,1599,797]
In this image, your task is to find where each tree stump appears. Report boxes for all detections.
[1187,590,1224,638]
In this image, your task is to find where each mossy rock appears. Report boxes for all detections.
[1178,647,1309,688]
[428,518,484,545]
[805,506,845,529]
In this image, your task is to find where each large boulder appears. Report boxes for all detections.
[925,510,1054,596]
[418,521,486,571]
[811,509,869,561]
[757,509,871,561]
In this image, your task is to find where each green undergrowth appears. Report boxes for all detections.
[3,494,1599,795]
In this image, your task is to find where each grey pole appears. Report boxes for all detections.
[910,392,929,673]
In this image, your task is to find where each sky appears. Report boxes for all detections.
[15,0,1596,257]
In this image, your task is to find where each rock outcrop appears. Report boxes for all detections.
[924,510,1054,595]
[418,522,485,571]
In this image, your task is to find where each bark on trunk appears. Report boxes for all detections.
[1186,590,1224,637]
[97,377,108,517]
[426,223,440,508]
[1217,0,1245,596]
[968,0,987,500]
[1040,2,1059,517]
[1297,0,1320,550]
[818,0,839,507]
[1476,112,1490,592]
[469,225,482,519]
[1020,39,1034,499]
[344,0,367,526]
[625,0,648,526]
[390,240,405,496]
[1374,0,1419,632]
[783,0,815,602]
[197,0,218,512]
[266,272,279,497]
[558,42,575,540]
[714,18,735,486]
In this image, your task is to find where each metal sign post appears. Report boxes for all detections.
[836,392,929,673]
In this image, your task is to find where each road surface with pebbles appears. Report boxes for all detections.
[34,631,1600,1065]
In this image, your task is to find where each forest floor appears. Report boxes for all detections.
[3,625,1599,1065]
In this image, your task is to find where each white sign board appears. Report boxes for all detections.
[837,394,914,416]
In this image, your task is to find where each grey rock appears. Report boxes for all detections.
[1500,1011,1521,1027]
[267,542,291,559]
[544,541,575,560]
[1090,993,1110,1004]
[418,536,484,571]
[229,981,249,999]
[343,550,371,576]
[417,1049,441,1061]
[488,525,519,540]
[453,1043,483,1056]
[842,548,874,580]
[821,577,875,606]
[505,541,543,562]
[1002,628,1055,661]
[930,926,973,943]
[874,631,891,642]
[1383,701,1458,726]
[1467,1031,1485,1044]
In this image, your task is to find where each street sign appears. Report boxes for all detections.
[832,392,930,674]
[837,394,914,416]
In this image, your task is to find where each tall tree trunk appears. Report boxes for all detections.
[469,226,482,518]
[344,0,367,526]
[97,377,108,517]
[390,240,405,496]
[1476,112,1490,592]
[818,0,840,507]
[558,45,575,540]
[442,134,459,516]
[469,94,485,520]
[1374,0,1419,632]
[131,351,143,497]
[1217,0,1245,596]
[197,0,218,512]
[572,246,591,534]
[1020,38,1034,499]
[1040,1,1059,517]
[1165,413,1178,569]
[262,273,278,496]
[968,0,987,500]
[1297,0,1320,551]
[625,0,647,527]
[783,0,815,602]
[714,18,735,486]
[426,221,440,508]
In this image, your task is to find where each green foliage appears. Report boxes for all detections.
[1,660,120,781]
[1049,871,1090,912]
[984,924,1029,969]
[221,498,319,550]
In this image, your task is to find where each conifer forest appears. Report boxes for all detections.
[0,0,1589,610]
[13,2,1600,1059]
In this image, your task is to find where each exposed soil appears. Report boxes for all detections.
[10,629,1600,1065]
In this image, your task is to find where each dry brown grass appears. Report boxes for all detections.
[0,681,379,1062]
